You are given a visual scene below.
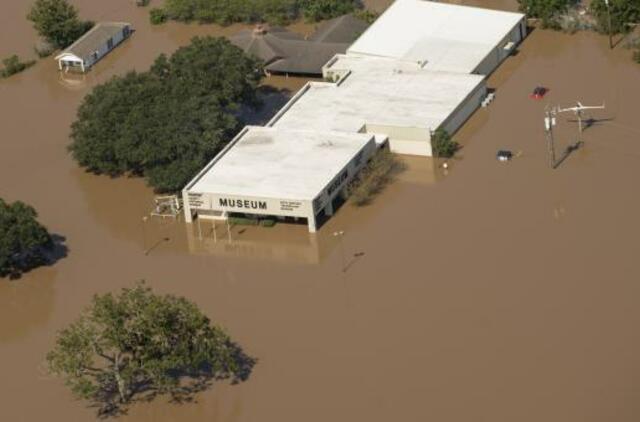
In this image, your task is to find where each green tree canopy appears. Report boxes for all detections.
[159,0,362,25]
[69,36,263,192]
[27,0,93,49]
[517,0,578,28]
[0,198,53,278]
[590,0,640,33]
[431,128,459,158]
[47,283,254,416]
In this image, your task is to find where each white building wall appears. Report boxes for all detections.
[364,125,432,156]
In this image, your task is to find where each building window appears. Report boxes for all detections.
[107,38,114,49]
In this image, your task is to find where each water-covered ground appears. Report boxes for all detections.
[1,1,640,421]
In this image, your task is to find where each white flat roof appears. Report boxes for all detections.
[347,0,524,73]
[188,127,374,200]
[269,55,485,135]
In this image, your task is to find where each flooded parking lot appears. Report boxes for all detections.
[2,1,640,421]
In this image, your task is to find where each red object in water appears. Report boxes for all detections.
[530,86,548,100]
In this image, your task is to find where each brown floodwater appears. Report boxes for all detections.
[2,0,640,421]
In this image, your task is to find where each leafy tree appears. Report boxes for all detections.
[346,148,404,206]
[517,0,578,28]
[69,37,263,192]
[299,0,361,21]
[0,199,53,278]
[47,283,254,416]
[590,0,640,34]
[27,0,93,49]
[0,55,36,78]
[431,128,459,158]
[149,7,168,25]
[158,0,362,25]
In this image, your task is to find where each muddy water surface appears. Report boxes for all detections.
[2,0,640,421]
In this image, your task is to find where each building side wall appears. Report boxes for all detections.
[474,17,525,75]
[440,81,487,136]
[364,124,431,156]
[312,138,378,213]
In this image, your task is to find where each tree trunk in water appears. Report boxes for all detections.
[114,354,127,403]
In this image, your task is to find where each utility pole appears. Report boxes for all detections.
[605,0,613,49]
[333,230,346,272]
[544,106,557,168]
[556,101,605,144]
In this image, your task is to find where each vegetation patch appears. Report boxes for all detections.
[346,148,405,207]
[517,0,579,29]
[0,199,53,278]
[154,0,364,25]
[228,216,277,227]
[47,283,254,417]
[0,55,36,78]
[27,0,94,49]
[431,128,459,159]
[149,7,169,25]
[69,37,263,192]
[590,0,640,34]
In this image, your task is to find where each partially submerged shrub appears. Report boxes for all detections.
[346,148,404,207]
[518,0,579,29]
[431,128,459,158]
[353,8,378,24]
[34,39,55,58]
[159,0,363,25]
[228,216,259,226]
[150,7,168,25]
[558,7,596,33]
[0,55,36,78]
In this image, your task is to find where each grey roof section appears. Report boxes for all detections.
[308,14,370,44]
[228,27,304,65]
[228,15,368,75]
[265,41,350,75]
[58,22,130,61]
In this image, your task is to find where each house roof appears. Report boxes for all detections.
[228,15,368,75]
[265,41,350,75]
[308,14,370,44]
[55,22,130,61]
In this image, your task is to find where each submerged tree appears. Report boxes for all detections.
[590,0,640,34]
[517,0,578,28]
[431,128,459,158]
[0,199,53,278]
[27,0,93,49]
[47,283,254,416]
[69,36,263,192]
[158,0,363,25]
[346,149,404,207]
